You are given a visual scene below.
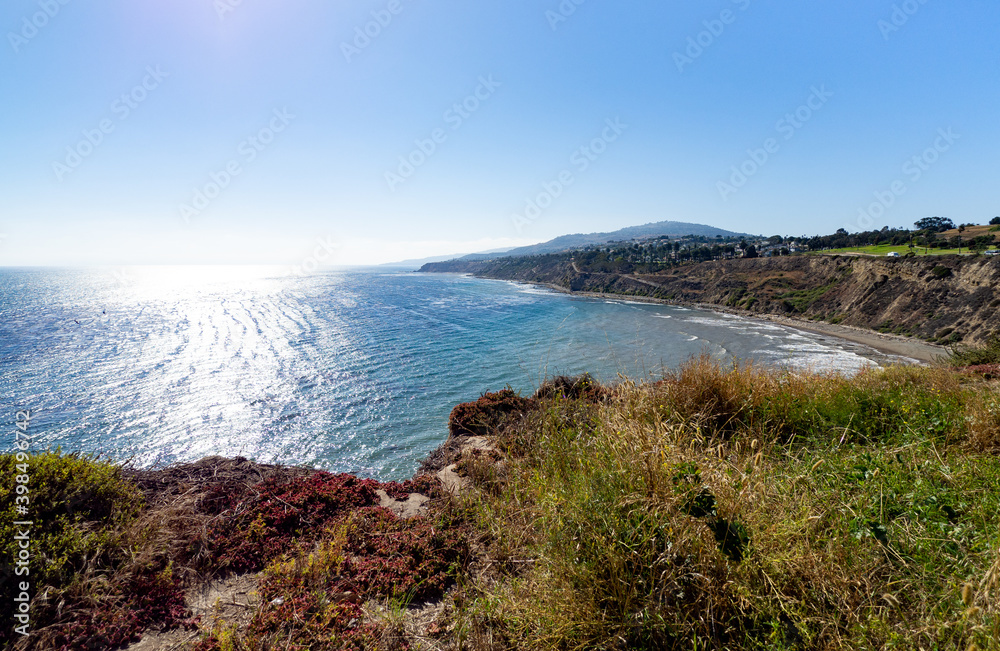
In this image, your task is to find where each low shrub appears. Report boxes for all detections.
[0,452,191,650]
[532,373,607,402]
[950,336,1000,367]
[448,388,534,438]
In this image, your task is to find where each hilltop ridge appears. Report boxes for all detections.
[476,220,746,260]
[385,220,747,267]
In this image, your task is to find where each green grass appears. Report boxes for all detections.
[453,360,1000,650]
[778,282,838,312]
[0,451,143,595]
[816,244,973,256]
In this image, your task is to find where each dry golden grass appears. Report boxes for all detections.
[450,358,1000,650]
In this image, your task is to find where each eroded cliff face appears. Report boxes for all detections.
[421,255,1000,344]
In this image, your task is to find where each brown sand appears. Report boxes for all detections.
[538,284,947,365]
[744,313,946,364]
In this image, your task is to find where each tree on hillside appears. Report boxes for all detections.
[914,216,955,232]
[970,235,995,252]
[743,245,758,259]
[991,216,1000,226]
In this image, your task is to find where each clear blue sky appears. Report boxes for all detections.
[1,0,998,266]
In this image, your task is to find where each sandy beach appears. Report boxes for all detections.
[536,284,948,365]
[741,312,947,364]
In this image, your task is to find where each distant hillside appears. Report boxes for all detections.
[380,253,483,269]
[382,248,514,269]
[459,220,746,261]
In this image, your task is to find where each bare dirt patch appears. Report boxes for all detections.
[125,574,259,651]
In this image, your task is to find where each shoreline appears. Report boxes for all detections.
[523,280,948,366]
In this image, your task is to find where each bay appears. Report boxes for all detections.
[0,266,883,480]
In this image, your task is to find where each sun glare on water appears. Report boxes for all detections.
[120,265,284,286]
[109,265,295,298]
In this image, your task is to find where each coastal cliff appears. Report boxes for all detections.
[421,255,1000,345]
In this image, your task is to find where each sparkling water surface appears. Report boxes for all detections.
[0,267,887,480]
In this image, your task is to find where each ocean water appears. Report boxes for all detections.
[0,267,889,480]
